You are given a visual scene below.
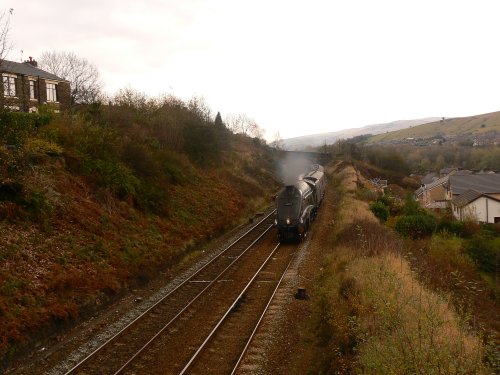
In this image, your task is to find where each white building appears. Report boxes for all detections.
[451,189,500,223]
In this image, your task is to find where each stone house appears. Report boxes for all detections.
[415,175,450,209]
[0,57,70,112]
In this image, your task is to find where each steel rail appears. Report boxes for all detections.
[113,223,275,374]
[64,209,276,375]
[179,242,282,375]
[230,248,296,375]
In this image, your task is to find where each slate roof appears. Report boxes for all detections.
[425,175,449,190]
[451,169,473,176]
[0,60,67,82]
[440,167,457,175]
[452,189,500,207]
[452,190,483,207]
[448,174,500,195]
[421,172,437,185]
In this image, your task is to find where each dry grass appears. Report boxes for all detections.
[351,251,487,374]
[369,110,500,143]
[310,162,491,374]
[337,165,358,193]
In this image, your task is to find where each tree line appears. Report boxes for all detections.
[326,139,500,175]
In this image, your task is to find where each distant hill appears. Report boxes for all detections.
[281,118,440,150]
[368,110,500,145]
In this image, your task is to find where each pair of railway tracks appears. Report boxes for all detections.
[60,209,298,374]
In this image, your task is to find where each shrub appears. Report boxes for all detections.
[401,194,424,216]
[369,201,390,222]
[355,187,378,202]
[0,112,37,146]
[428,233,472,269]
[465,235,500,274]
[81,158,140,197]
[23,190,53,221]
[183,121,221,166]
[23,138,63,156]
[395,214,437,238]
[438,216,467,237]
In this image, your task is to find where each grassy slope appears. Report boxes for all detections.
[369,110,500,143]
[307,163,492,373]
[0,136,279,360]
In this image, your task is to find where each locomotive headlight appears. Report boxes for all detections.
[286,217,291,225]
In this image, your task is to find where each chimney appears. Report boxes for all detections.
[24,56,38,68]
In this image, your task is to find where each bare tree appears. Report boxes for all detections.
[113,87,148,109]
[225,113,260,136]
[38,51,103,105]
[248,121,265,140]
[0,9,13,63]
[272,131,284,150]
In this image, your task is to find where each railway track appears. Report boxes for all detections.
[179,242,296,375]
[63,210,277,375]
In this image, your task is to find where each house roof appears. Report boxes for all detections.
[426,175,449,190]
[0,60,67,82]
[452,189,500,207]
[440,167,457,175]
[448,174,500,195]
[421,172,437,185]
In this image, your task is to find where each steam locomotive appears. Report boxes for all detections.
[275,164,326,242]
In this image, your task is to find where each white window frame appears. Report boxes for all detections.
[2,74,17,97]
[46,81,58,102]
[29,79,38,100]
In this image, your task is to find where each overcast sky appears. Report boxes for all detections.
[4,0,500,140]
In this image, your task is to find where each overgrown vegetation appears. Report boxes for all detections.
[0,94,279,363]
[308,165,496,374]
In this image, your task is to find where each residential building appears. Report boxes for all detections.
[451,189,500,223]
[446,174,500,200]
[0,57,70,112]
[415,170,500,222]
[416,175,450,208]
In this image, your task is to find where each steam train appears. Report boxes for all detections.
[275,164,326,242]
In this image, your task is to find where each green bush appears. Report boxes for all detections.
[0,112,46,145]
[395,214,437,238]
[23,191,53,221]
[402,194,424,216]
[183,121,221,166]
[465,235,500,274]
[369,200,390,222]
[438,217,467,237]
[81,158,140,197]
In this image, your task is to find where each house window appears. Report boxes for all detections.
[46,83,58,102]
[29,80,37,100]
[3,76,16,97]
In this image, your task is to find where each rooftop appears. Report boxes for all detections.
[448,174,500,195]
[0,59,67,82]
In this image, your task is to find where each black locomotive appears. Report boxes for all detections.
[275,164,326,242]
